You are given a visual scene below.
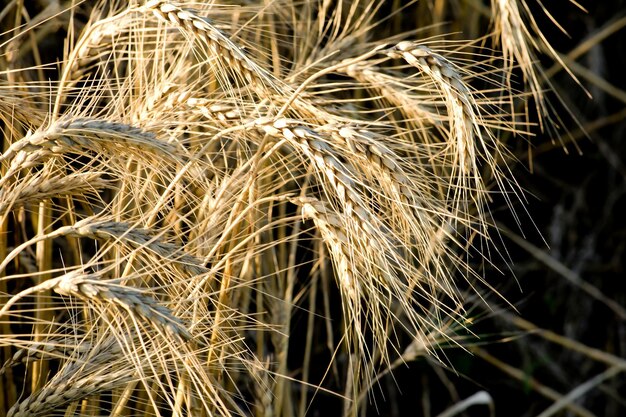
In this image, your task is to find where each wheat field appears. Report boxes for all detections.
[0,1,624,416]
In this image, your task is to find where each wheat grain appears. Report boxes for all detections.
[167,91,245,124]
[299,198,360,303]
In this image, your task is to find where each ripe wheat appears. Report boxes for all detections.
[0,0,584,415]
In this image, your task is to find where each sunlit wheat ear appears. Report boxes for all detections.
[64,7,137,84]
[182,94,472,366]
[0,216,209,280]
[294,193,453,369]
[320,123,433,219]
[254,117,404,362]
[492,0,549,132]
[3,337,129,417]
[145,0,281,92]
[166,91,246,123]
[342,61,442,132]
[299,198,360,299]
[7,358,133,417]
[0,270,192,342]
[254,118,379,227]
[0,118,179,186]
[385,42,506,230]
[491,0,587,138]
[0,336,121,375]
[329,125,464,265]
[0,171,107,218]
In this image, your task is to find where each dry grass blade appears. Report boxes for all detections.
[535,366,623,417]
[471,347,596,417]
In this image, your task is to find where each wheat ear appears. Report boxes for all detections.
[0,337,119,375]
[0,118,176,162]
[319,123,464,285]
[65,8,136,83]
[385,42,497,228]
[343,61,441,131]
[7,363,132,417]
[0,172,107,217]
[0,270,191,342]
[145,1,279,91]
[0,118,178,187]
[0,216,208,281]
